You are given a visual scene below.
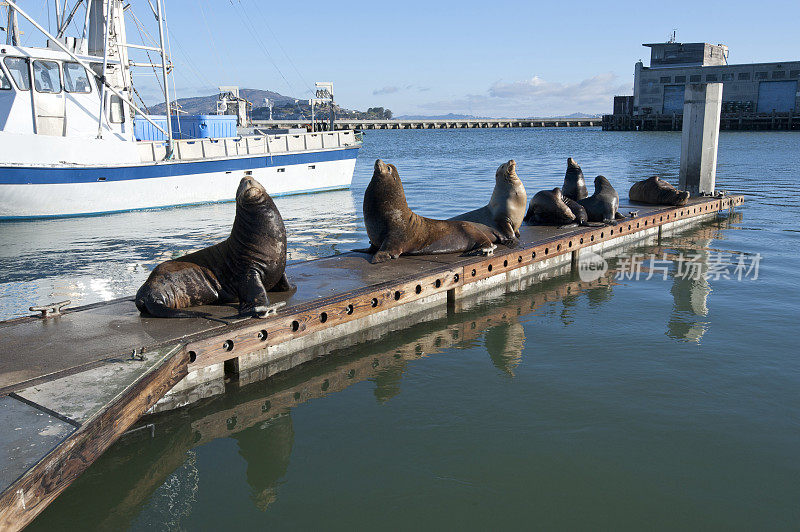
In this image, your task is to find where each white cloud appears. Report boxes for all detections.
[373,86,400,95]
[415,73,632,116]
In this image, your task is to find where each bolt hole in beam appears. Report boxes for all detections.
[346,304,354,315]
[453,273,460,282]
[518,255,523,262]
[320,312,328,323]
[471,269,477,277]
[503,259,508,267]
[394,291,402,301]
[371,298,379,307]
[258,330,268,341]
[544,247,549,255]
[435,279,442,288]
[223,340,234,352]
[188,351,197,363]
[291,321,300,332]
[488,264,493,272]
[415,284,422,294]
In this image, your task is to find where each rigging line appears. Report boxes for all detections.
[130,9,164,94]
[162,0,181,133]
[197,2,232,83]
[166,28,215,89]
[244,0,313,96]
[229,0,295,96]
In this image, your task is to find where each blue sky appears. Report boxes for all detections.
[11,0,800,116]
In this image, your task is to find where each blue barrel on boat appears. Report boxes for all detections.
[172,115,238,139]
[133,115,238,141]
[133,115,169,141]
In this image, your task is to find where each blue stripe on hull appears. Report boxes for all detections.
[0,147,359,185]
[0,184,351,221]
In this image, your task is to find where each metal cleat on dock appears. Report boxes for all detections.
[628,210,639,218]
[256,301,287,318]
[29,300,71,318]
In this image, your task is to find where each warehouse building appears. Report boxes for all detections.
[631,40,800,115]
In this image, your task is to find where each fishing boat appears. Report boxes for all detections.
[0,0,361,219]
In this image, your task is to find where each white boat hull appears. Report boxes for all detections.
[0,149,358,219]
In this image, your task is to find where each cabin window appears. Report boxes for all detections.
[33,60,62,93]
[0,68,11,90]
[3,57,30,90]
[108,94,124,123]
[64,62,92,93]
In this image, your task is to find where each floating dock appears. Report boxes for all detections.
[0,194,743,530]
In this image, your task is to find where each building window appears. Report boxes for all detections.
[722,73,734,81]
[755,72,767,79]
[690,75,701,82]
[63,62,92,93]
[706,74,718,82]
[772,70,786,79]
[660,76,671,83]
[33,60,62,93]
[790,70,800,79]
[3,57,30,90]
[674,76,686,83]
[738,72,751,80]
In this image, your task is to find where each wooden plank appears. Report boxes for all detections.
[0,344,188,532]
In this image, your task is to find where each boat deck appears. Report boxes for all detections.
[0,194,744,530]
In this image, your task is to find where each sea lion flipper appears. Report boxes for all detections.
[268,272,296,293]
[238,268,270,317]
[353,243,378,254]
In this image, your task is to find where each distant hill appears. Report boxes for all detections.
[395,113,480,120]
[150,88,299,115]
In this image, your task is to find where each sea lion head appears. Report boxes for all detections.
[675,190,691,205]
[594,175,614,192]
[567,157,581,172]
[550,187,574,219]
[236,175,269,207]
[374,159,400,182]
[496,160,517,183]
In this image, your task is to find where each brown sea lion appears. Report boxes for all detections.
[135,176,294,318]
[562,157,588,201]
[578,175,626,224]
[449,160,527,242]
[355,159,509,264]
[524,187,603,227]
[629,175,690,206]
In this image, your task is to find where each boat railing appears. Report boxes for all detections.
[137,129,359,164]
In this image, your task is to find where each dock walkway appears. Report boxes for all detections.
[0,194,743,530]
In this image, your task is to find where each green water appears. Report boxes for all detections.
[8,129,799,530]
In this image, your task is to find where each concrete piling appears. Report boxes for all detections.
[680,83,723,195]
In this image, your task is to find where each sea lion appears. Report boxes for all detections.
[629,175,690,206]
[524,187,604,227]
[578,175,626,224]
[355,159,509,264]
[135,176,294,318]
[449,160,527,242]
[562,157,588,201]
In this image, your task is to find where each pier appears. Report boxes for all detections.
[0,193,743,530]
[252,117,602,131]
[602,112,800,131]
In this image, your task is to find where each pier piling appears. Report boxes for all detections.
[679,83,723,195]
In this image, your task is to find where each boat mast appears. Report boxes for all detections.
[95,0,113,138]
[154,0,173,158]
[5,3,20,45]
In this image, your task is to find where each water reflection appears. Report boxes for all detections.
[233,414,294,511]
[27,212,749,529]
[29,262,621,530]
[662,211,743,343]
